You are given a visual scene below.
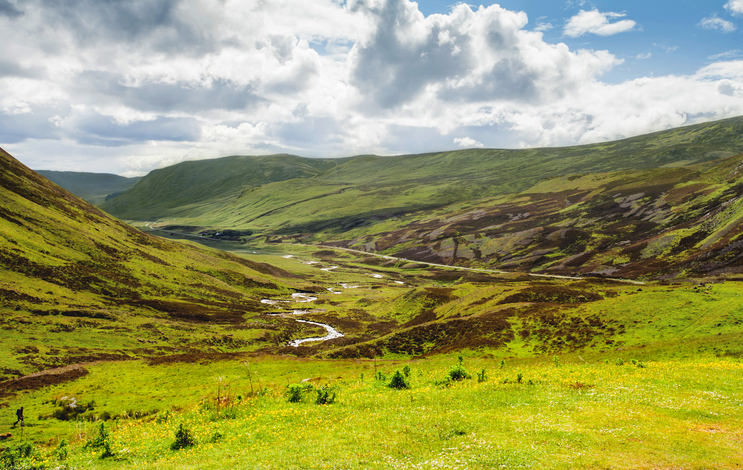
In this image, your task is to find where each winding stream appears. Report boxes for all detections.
[263,294,344,347]
[288,319,343,347]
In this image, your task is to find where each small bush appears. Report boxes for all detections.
[517,373,523,384]
[55,439,69,461]
[84,422,115,459]
[447,357,471,382]
[287,384,304,403]
[315,385,338,404]
[477,369,487,383]
[84,422,110,450]
[100,441,115,459]
[171,423,196,450]
[402,365,411,377]
[388,370,410,390]
[0,442,37,469]
[51,397,96,421]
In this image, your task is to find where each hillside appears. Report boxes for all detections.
[101,116,743,225]
[100,154,342,219]
[3,146,743,469]
[36,170,141,205]
[0,147,300,378]
[94,116,743,279]
[313,153,743,279]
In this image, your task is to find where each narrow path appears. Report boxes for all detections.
[309,244,645,285]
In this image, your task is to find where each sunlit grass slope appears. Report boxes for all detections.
[100,154,342,220]
[6,356,743,469]
[0,147,299,376]
[102,115,743,226]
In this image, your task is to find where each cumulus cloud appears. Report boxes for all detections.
[725,0,743,15]
[454,137,484,148]
[0,0,741,175]
[563,10,637,37]
[348,2,619,111]
[699,16,736,32]
[0,0,22,18]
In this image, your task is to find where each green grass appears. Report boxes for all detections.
[3,356,743,469]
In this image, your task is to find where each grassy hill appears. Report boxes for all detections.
[101,116,743,225]
[316,153,743,279]
[36,171,141,206]
[100,154,341,219]
[4,120,743,468]
[0,147,304,378]
[95,116,743,279]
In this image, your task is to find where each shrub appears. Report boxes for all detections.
[84,422,110,450]
[51,397,96,421]
[388,370,410,390]
[171,423,196,450]
[447,357,471,382]
[477,369,487,383]
[315,385,338,404]
[84,422,115,459]
[55,439,69,461]
[0,442,36,469]
[517,373,523,384]
[402,365,411,377]
[287,384,305,403]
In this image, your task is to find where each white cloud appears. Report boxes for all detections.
[454,137,484,148]
[0,0,741,175]
[636,52,652,60]
[654,43,678,53]
[725,0,743,15]
[563,10,637,37]
[709,49,743,60]
[699,16,736,32]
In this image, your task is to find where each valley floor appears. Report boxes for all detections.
[2,244,742,469]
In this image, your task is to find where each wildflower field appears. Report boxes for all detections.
[4,355,742,469]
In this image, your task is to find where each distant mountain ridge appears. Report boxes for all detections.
[100,154,342,219]
[100,115,743,221]
[36,170,141,205]
[62,116,743,278]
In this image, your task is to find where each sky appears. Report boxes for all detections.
[0,0,742,176]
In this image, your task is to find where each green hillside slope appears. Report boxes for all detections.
[100,154,341,219]
[36,170,141,205]
[102,116,743,228]
[322,153,743,279]
[0,147,301,376]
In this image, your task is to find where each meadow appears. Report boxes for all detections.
[4,354,742,469]
[3,244,743,469]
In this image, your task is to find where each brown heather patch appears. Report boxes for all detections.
[327,308,517,359]
[0,365,89,397]
[498,285,602,304]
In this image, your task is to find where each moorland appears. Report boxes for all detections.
[1,117,743,469]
